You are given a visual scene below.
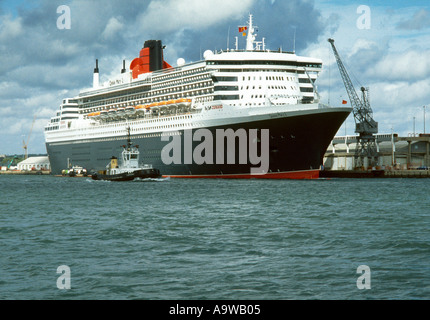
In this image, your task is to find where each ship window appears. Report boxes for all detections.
[214,95,240,100]
[214,85,239,91]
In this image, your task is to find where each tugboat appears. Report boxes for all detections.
[91,127,161,181]
[61,165,88,177]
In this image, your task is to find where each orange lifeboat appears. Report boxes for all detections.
[135,105,146,114]
[167,99,177,107]
[176,98,191,109]
[149,102,160,109]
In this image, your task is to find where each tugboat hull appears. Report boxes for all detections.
[91,168,161,181]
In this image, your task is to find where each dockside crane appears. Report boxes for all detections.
[23,115,36,159]
[328,38,379,169]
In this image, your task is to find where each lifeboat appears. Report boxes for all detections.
[158,101,169,114]
[92,111,101,120]
[167,99,178,113]
[125,106,136,115]
[108,109,116,118]
[167,100,177,107]
[148,102,159,109]
[100,110,108,119]
[135,105,146,114]
[158,101,168,108]
[148,102,159,112]
[176,98,191,109]
[87,112,95,117]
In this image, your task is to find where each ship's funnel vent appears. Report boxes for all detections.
[130,40,172,79]
[144,40,163,72]
[93,59,99,88]
[94,59,99,73]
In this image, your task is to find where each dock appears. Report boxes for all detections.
[0,170,51,175]
[320,169,429,178]
[324,133,430,176]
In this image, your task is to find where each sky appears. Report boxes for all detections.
[0,0,429,155]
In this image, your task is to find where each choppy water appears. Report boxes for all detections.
[0,175,429,300]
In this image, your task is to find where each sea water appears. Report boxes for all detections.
[0,175,429,299]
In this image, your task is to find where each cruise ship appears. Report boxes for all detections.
[45,15,351,179]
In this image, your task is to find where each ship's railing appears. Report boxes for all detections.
[79,78,152,98]
[213,49,296,55]
[79,61,208,99]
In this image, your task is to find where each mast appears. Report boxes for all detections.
[246,14,256,51]
[126,126,132,150]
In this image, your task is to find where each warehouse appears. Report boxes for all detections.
[17,156,50,171]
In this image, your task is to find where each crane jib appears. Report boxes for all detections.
[328,38,379,168]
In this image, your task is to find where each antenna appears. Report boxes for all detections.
[227,26,230,50]
[328,42,331,105]
[293,26,296,53]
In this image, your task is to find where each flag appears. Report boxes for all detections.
[242,32,246,37]
[238,26,247,33]
[342,100,347,104]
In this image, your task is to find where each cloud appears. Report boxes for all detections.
[254,0,325,51]
[102,17,124,40]
[154,0,327,63]
[0,14,23,40]
[372,79,430,108]
[397,9,430,30]
[368,49,430,81]
[136,0,254,35]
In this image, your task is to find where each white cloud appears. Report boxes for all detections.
[102,17,124,40]
[0,15,23,40]
[136,0,254,34]
[368,49,430,81]
[373,79,430,108]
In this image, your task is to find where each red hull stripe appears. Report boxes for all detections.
[163,170,320,180]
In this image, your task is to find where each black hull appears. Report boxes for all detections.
[46,109,350,179]
[91,168,161,181]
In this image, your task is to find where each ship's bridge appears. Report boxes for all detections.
[205,51,322,70]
